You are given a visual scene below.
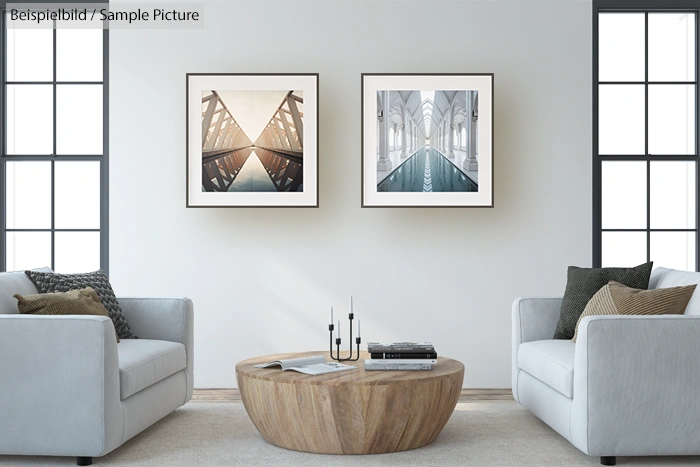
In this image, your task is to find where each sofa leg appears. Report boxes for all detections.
[600,456,616,466]
[77,457,92,466]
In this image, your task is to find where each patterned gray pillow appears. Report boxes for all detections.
[553,262,653,340]
[25,270,136,340]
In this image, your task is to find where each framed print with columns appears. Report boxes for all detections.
[187,73,318,207]
[362,74,493,207]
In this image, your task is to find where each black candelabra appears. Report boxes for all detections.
[328,303,361,362]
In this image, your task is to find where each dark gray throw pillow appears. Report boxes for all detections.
[552,262,653,340]
[25,270,136,340]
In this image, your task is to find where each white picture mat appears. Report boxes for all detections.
[362,75,493,207]
[187,74,318,207]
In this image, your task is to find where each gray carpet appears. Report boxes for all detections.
[1,403,700,466]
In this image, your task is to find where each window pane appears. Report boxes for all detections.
[649,13,696,82]
[599,85,645,155]
[6,28,53,81]
[602,161,647,229]
[5,161,52,229]
[648,85,695,155]
[651,232,696,271]
[54,232,100,273]
[55,162,100,229]
[650,161,695,229]
[6,85,53,155]
[56,85,103,155]
[599,13,645,82]
[56,29,103,82]
[602,232,647,267]
[6,232,51,271]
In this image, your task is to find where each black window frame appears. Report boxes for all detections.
[0,0,109,274]
[593,0,700,269]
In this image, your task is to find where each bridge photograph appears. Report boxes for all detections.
[187,73,318,207]
[200,90,304,193]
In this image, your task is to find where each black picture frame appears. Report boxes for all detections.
[186,73,319,208]
[361,73,494,208]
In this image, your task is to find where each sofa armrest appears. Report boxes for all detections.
[0,315,122,457]
[511,297,562,402]
[118,297,194,401]
[571,315,700,456]
[512,297,562,345]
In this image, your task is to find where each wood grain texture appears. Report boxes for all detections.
[191,388,514,403]
[235,351,464,454]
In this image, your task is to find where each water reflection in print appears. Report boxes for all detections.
[202,147,303,192]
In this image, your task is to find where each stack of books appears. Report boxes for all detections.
[365,342,437,371]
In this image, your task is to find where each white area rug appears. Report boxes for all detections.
[2,403,699,466]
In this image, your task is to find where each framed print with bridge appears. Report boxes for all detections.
[362,73,493,207]
[187,73,318,207]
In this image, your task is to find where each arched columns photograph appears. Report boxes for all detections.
[376,90,393,172]
[375,89,480,187]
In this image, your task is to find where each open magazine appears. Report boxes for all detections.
[254,355,356,376]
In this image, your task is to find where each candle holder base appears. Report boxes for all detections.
[329,320,361,362]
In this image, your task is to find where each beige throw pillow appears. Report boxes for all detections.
[571,280,696,342]
[14,287,120,343]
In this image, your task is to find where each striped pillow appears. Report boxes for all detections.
[572,280,697,342]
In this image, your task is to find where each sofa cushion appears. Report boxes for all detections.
[26,270,136,340]
[650,267,700,315]
[572,280,696,342]
[553,262,653,340]
[15,287,120,343]
[518,340,575,398]
[0,268,52,314]
[118,339,186,400]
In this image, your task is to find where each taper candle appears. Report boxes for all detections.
[336,319,340,339]
[329,306,333,325]
[357,319,361,338]
[350,295,353,314]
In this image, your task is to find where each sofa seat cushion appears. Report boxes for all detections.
[118,339,186,400]
[518,339,575,398]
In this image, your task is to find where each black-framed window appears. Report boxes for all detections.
[593,0,700,270]
[0,4,108,274]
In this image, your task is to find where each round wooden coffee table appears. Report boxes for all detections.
[236,351,464,454]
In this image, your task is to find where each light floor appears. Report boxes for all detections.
[2,401,699,466]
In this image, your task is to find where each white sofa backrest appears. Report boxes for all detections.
[650,267,700,315]
[0,268,52,314]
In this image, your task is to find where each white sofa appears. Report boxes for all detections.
[0,270,194,465]
[512,267,700,466]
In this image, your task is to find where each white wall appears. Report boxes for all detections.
[110,0,592,388]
